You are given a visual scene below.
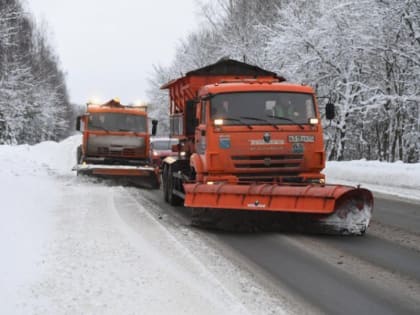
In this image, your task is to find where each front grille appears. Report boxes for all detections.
[231,154,303,169]
[87,135,146,158]
[97,147,144,157]
[236,173,303,183]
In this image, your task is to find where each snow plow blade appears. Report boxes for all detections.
[184,183,373,235]
[73,164,160,189]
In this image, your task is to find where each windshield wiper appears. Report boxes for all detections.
[219,117,253,129]
[239,116,279,130]
[268,115,304,130]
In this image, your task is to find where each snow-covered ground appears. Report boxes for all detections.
[0,135,419,314]
[324,160,420,202]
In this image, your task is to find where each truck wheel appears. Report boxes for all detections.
[162,164,169,202]
[167,164,183,206]
[76,145,82,176]
[76,145,83,164]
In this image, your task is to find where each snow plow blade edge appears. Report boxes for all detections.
[184,183,373,235]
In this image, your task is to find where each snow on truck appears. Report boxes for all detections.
[74,98,160,188]
[161,59,373,235]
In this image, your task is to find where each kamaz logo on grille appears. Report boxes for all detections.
[250,139,285,145]
[263,132,271,143]
[247,201,266,208]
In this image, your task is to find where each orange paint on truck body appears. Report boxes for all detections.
[160,60,372,232]
[76,99,159,188]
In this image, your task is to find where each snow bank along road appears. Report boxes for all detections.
[1,135,420,314]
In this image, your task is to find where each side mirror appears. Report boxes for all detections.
[76,116,82,131]
[151,119,158,136]
[325,102,335,120]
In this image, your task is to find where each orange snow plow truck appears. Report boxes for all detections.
[161,59,373,235]
[74,98,160,189]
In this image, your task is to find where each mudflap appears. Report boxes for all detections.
[186,183,373,235]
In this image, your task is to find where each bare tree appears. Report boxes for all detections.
[146,0,419,162]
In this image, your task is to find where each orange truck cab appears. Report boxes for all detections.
[74,98,160,188]
[161,59,373,235]
[192,82,325,185]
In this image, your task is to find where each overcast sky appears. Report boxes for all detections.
[25,0,199,105]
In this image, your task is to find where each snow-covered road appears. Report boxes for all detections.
[26,177,249,314]
[0,136,287,314]
[1,135,419,314]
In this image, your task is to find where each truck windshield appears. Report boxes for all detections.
[87,113,147,133]
[210,92,316,126]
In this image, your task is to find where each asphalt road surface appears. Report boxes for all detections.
[137,189,420,315]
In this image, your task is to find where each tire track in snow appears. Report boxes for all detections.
[285,234,420,312]
[121,187,301,315]
[131,188,420,315]
[111,187,252,315]
[27,177,248,315]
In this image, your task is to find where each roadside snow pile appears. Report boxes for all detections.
[0,135,82,315]
[0,138,76,314]
[325,160,420,201]
[0,135,81,177]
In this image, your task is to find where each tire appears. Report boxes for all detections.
[162,164,169,202]
[167,164,183,206]
[76,145,82,176]
[76,145,83,164]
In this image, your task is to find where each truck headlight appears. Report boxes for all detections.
[309,118,319,125]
